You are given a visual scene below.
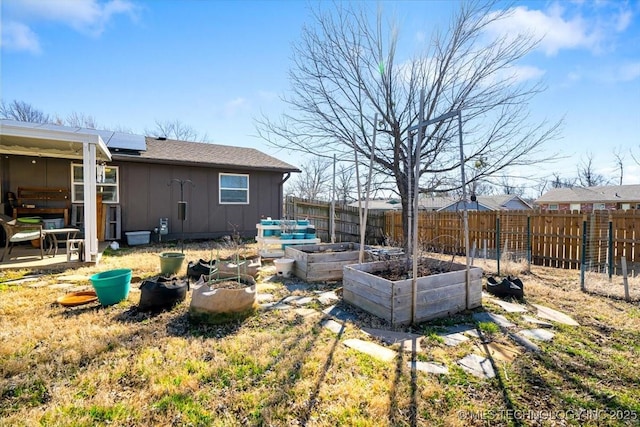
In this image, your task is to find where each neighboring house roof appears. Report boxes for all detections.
[535,185,640,204]
[348,199,403,210]
[111,137,300,173]
[438,194,533,211]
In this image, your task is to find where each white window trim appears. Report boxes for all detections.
[219,173,249,205]
[594,203,606,210]
[71,163,119,204]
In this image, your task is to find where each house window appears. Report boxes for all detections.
[594,203,606,210]
[548,204,559,211]
[71,164,119,203]
[570,203,581,211]
[219,173,249,204]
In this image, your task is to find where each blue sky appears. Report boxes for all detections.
[2,0,639,195]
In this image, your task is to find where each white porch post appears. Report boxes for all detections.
[82,142,98,262]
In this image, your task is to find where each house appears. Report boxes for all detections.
[0,119,299,261]
[348,195,458,212]
[438,195,533,212]
[535,185,640,212]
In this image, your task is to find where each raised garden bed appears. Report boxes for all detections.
[343,257,482,325]
[284,242,370,282]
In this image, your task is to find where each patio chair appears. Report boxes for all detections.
[0,215,44,262]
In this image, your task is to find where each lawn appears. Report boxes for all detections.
[1,241,639,426]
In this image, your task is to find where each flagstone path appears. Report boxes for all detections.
[20,270,583,381]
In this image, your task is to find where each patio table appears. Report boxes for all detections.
[43,228,80,257]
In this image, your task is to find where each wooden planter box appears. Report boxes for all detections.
[343,258,483,325]
[284,242,370,282]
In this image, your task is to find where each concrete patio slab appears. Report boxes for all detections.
[522,315,554,328]
[531,304,579,326]
[322,319,347,334]
[408,361,449,375]
[343,338,397,362]
[519,328,555,342]
[361,327,422,352]
[472,311,516,328]
[457,353,496,379]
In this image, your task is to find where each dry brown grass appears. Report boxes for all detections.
[1,241,639,426]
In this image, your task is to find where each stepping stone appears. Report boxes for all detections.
[463,329,482,339]
[27,282,50,288]
[439,332,470,347]
[522,315,553,328]
[408,361,449,375]
[322,319,346,334]
[519,328,555,342]
[323,305,358,322]
[531,304,579,326]
[260,302,293,310]
[507,331,540,352]
[56,274,90,282]
[473,312,515,328]
[443,325,481,339]
[486,298,527,313]
[3,276,42,285]
[283,296,314,306]
[457,353,495,379]
[317,291,340,305]
[257,293,274,303]
[361,328,423,352]
[285,283,312,292]
[49,283,74,289]
[343,339,397,362]
[476,341,521,363]
[294,308,320,318]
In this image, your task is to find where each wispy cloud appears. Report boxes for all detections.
[1,0,138,53]
[223,97,249,118]
[484,1,635,56]
[1,21,41,54]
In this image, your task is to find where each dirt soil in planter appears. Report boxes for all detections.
[208,280,251,290]
[371,260,452,280]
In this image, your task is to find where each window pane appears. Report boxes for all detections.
[73,165,83,182]
[74,185,84,201]
[98,186,117,202]
[220,175,247,189]
[104,168,117,184]
[221,189,247,203]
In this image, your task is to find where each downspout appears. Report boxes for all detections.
[279,172,292,218]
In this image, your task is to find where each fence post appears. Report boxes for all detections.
[496,215,501,276]
[580,217,587,291]
[527,214,531,269]
[608,216,613,281]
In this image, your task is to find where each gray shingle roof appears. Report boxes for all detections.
[535,185,640,203]
[111,137,300,172]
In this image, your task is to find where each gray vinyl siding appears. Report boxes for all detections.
[116,161,284,239]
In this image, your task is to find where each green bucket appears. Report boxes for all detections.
[90,268,132,306]
[159,252,186,276]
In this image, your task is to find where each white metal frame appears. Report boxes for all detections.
[0,120,111,263]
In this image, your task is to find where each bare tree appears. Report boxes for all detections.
[59,112,99,129]
[577,153,607,187]
[335,163,357,204]
[256,1,561,242]
[0,100,50,123]
[613,147,624,186]
[286,157,332,200]
[550,172,576,189]
[146,119,208,142]
[497,175,525,196]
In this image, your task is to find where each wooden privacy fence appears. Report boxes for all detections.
[284,196,385,245]
[385,210,640,273]
[284,197,640,274]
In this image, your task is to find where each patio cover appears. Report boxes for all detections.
[0,120,112,263]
